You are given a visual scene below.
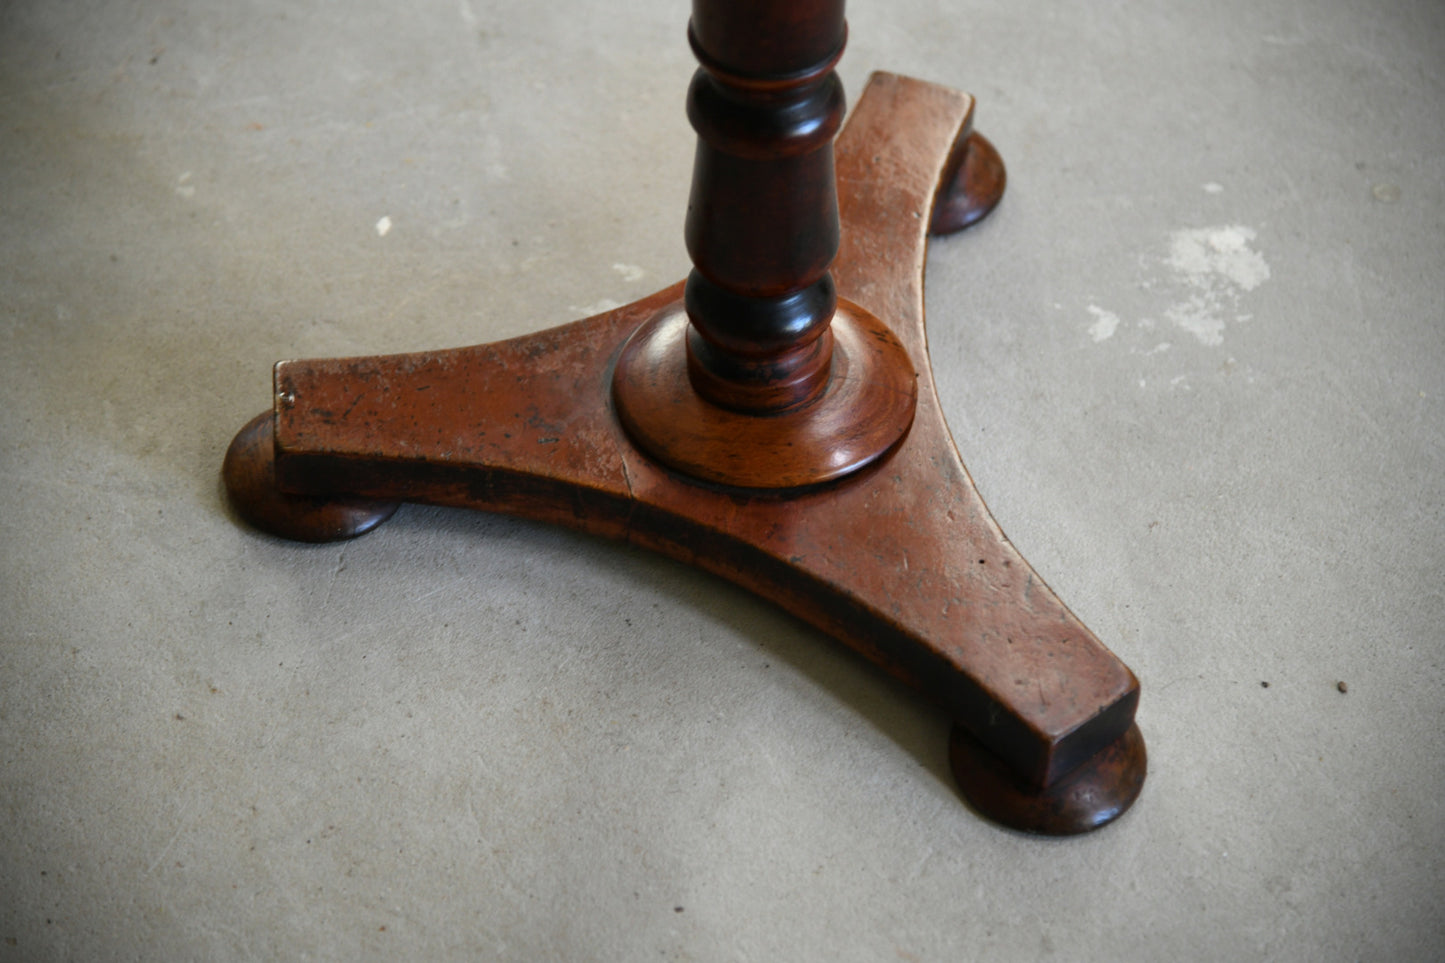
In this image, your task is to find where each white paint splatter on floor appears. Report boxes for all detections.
[1165,295,1227,346]
[1163,225,1270,345]
[1169,225,1270,291]
[1087,305,1121,342]
[613,263,646,282]
[1203,182,1224,194]
[1076,224,1268,394]
[375,215,393,238]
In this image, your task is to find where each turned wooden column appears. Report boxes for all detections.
[613,0,917,489]
[682,0,846,413]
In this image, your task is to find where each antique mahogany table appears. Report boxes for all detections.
[223,0,1146,835]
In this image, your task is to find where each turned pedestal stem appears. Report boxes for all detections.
[682,1,846,413]
[612,0,917,489]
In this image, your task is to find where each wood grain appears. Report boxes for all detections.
[226,76,1145,822]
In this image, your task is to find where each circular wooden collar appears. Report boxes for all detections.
[612,299,917,490]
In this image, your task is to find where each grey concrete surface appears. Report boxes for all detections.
[2,0,1442,959]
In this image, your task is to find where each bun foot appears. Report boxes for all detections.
[222,411,399,543]
[949,722,1146,836]
[930,131,1006,235]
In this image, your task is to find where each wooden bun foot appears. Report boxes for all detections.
[223,411,399,542]
[930,131,1006,235]
[949,722,1146,836]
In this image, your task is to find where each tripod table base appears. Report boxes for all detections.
[222,72,1144,834]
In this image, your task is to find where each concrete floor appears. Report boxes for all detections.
[2,0,1442,959]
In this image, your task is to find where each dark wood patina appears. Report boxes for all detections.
[223,1,1144,835]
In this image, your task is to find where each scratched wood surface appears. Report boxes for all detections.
[263,74,1140,794]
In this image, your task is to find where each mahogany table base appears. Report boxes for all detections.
[224,73,1145,835]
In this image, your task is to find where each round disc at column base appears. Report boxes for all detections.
[948,722,1146,836]
[612,298,917,490]
[929,131,1007,235]
[223,411,399,542]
